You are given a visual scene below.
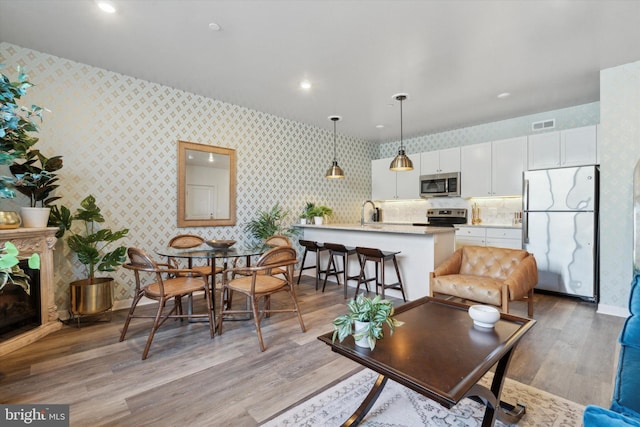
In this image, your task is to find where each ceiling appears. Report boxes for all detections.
[1,0,639,143]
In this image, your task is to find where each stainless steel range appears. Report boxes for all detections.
[416,208,467,227]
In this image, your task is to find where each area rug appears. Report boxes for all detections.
[261,369,584,426]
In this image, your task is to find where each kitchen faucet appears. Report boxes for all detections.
[361,200,376,226]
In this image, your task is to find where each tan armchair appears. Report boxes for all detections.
[429,245,538,316]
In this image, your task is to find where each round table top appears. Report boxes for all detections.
[155,243,270,259]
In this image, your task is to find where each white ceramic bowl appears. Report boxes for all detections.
[468,305,500,328]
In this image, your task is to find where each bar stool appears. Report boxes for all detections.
[321,242,360,299]
[297,240,331,290]
[355,246,407,302]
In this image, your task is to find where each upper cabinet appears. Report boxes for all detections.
[492,136,527,196]
[528,125,597,170]
[461,142,492,197]
[461,136,526,197]
[420,147,460,175]
[371,154,420,200]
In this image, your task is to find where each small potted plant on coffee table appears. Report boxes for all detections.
[332,293,403,350]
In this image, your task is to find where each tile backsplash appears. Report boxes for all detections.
[375,197,522,226]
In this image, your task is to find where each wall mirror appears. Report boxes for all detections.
[177,140,236,227]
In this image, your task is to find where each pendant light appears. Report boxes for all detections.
[325,115,345,179]
[389,93,414,171]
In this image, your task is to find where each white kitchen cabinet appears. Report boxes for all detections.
[455,226,486,249]
[461,142,492,197]
[461,137,525,198]
[528,125,597,170]
[420,147,460,175]
[371,154,420,200]
[561,125,598,167]
[491,136,527,196]
[485,227,522,249]
[456,226,522,250]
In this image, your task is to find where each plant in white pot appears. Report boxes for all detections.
[332,294,403,350]
[49,195,128,321]
[309,204,333,225]
[10,148,63,227]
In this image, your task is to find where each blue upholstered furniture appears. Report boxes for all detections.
[583,274,640,426]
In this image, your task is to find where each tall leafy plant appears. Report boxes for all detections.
[0,65,43,199]
[244,203,298,243]
[50,195,129,283]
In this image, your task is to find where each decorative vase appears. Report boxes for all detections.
[20,207,51,228]
[354,320,371,348]
[300,218,307,225]
[314,216,324,225]
[0,211,22,229]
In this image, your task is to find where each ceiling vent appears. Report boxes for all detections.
[531,119,555,131]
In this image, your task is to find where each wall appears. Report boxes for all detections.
[599,60,640,312]
[0,43,374,313]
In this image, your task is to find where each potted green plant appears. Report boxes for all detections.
[309,204,333,225]
[332,294,403,350]
[244,203,299,244]
[10,148,63,227]
[49,195,128,319]
[300,202,315,224]
[0,65,43,226]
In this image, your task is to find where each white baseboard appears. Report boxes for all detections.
[597,303,629,318]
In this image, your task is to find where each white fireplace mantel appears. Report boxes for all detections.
[0,227,62,356]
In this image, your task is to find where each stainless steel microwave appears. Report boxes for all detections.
[419,172,461,197]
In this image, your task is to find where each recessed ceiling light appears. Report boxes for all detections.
[376,124,384,129]
[497,92,511,99]
[97,1,116,14]
[208,22,221,31]
[299,80,312,90]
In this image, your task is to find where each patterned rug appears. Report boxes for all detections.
[261,369,584,426]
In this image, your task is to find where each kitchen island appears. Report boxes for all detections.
[295,223,455,301]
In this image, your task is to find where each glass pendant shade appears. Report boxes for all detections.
[389,93,414,172]
[325,115,345,179]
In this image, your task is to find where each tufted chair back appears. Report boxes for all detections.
[459,246,529,281]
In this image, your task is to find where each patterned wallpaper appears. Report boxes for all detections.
[0,42,375,313]
[600,60,640,309]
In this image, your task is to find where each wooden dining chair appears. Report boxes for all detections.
[217,246,306,352]
[120,247,215,360]
[168,234,222,285]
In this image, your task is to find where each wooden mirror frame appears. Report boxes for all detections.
[177,140,237,227]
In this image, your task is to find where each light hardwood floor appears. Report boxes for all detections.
[0,277,625,426]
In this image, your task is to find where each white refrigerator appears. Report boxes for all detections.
[522,166,599,300]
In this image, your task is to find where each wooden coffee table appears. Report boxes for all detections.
[318,297,536,427]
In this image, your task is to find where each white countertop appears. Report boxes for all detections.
[455,224,522,229]
[294,223,455,235]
